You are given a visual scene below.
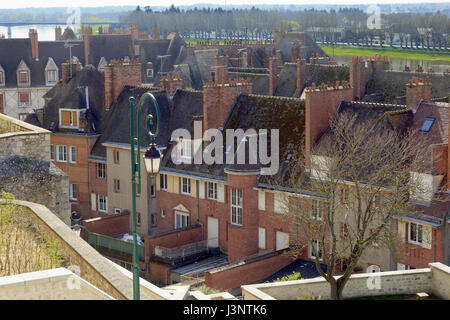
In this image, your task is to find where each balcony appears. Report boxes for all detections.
[152,239,218,266]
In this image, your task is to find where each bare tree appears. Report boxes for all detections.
[282,111,434,300]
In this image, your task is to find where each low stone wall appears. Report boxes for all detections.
[242,263,450,300]
[0,268,114,300]
[205,253,293,291]
[11,200,173,300]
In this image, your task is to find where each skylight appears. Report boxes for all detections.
[420,118,435,132]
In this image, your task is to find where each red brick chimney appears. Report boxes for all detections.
[406,77,431,111]
[203,78,252,131]
[151,26,160,40]
[55,26,62,41]
[268,56,279,96]
[305,81,353,169]
[104,58,142,109]
[161,74,183,97]
[29,29,39,60]
[61,59,83,86]
[350,56,366,101]
[82,26,92,65]
[214,55,229,84]
[296,58,306,97]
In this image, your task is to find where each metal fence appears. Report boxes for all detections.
[153,240,209,260]
[88,232,145,261]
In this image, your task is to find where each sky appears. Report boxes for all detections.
[0,0,449,9]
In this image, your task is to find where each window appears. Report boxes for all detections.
[340,187,349,204]
[114,208,121,215]
[19,71,29,83]
[311,199,325,220]
[161,209,165,218]
[420,118,434,132]
[179,139,191,159]
[182,177,191,195]
[59,109,78,128]
[231,188,243,226]
[341,222,349,239]
[137,212,141,226]
[151,214,156,226]
[19,113,27,121]
[309,240,323,260]
[18,92,31,106]
[274,193,288,214]
[56,145,67,162]
[114,179,120,193]
[175,212,189,229]
[160,174,167,191]
[0,71,3,84]
[50,145,54,161]
[98,195,107,212]
[150,184,155,197]
[370,228,379,247]
[69,184,77,200]
[97,163,106,179]
[47,70,58,82]
[207,182,217,200]
[114,150,120,164]
[146,68,153,78]
[69,146,76,163]
[409,222,423,245]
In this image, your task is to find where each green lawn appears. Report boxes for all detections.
[321,45,450,63]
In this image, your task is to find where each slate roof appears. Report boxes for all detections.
[262,258,327,283]
[89,86,173,159]
[412,101,449,145]
[276,32,327,62]
[40,66,105,134]
[88,34,134,68]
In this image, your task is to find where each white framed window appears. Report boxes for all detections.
[50,145,54,161]
[258,190,265,211]
[114,208,121,215]
[151,184,156,197]
[408,222,432,249]
[175,211,189,229]
[47,70,58,82]
[69,183,77,200]
[18,92,31,106]
[161,209,165,218]
[274,192,288,214]
[97,163,106,179]
[56,145,67,162]
[98,195,107,212]
[69,146,76,163]
[309,240,323,260]
[311,199,325,220]
[182,177,191,195]
[146,68,153,78]
[179,139,192,159]
[151,214,156,226]
[160,174,167,191]
[207,182,217,200]
[231,188,243,226]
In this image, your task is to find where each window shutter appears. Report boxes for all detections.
[217,183,225,203]
[72,111,78,127]
[422,225,432,250]
[258,190,265,211]
[91,193,97,211]
[61,110,70,126]
[198,181,205,199]
[398,221,406,242]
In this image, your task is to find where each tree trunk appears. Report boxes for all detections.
[329,280,345,300]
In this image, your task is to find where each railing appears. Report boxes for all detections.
[88,232,145,261]
[153,240,209,260]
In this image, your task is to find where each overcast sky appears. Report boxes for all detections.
[1,0,448,9]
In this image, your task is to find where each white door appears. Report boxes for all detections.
[207,216,219,248]
[258,227,266,249]
[276,231,289,250]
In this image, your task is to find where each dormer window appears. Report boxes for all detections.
[179,138,192,159]
[59,108,79,129]
[420,118,434,132]
[19,71,29,84]
[47,70,58,83]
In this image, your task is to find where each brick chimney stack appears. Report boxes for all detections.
[29,29,39,60]
[203,78,252,132]
[55,26,62,41]
[104,58,142,110]
[151,26,160,40]
[406,76,431,111]
[161,74,183,97]
[61,59,83,86]
[82,26,92,65]
[350,56,366,101]
[214,55,229,84]
[296,58,306,97]
[268,56,279,96]
[305,81,353,169]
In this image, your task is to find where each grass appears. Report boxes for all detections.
[320,45,450,62]
[349,294,440,300]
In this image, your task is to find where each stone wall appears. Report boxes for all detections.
[242,262,450,300]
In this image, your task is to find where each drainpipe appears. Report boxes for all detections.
[433,227,436,262]
[196,180,204,241]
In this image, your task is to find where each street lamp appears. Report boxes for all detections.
[129,92,161,300]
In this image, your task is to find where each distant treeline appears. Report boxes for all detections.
[121,6,450,49]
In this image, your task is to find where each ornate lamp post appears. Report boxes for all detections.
[129,92,161,300]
